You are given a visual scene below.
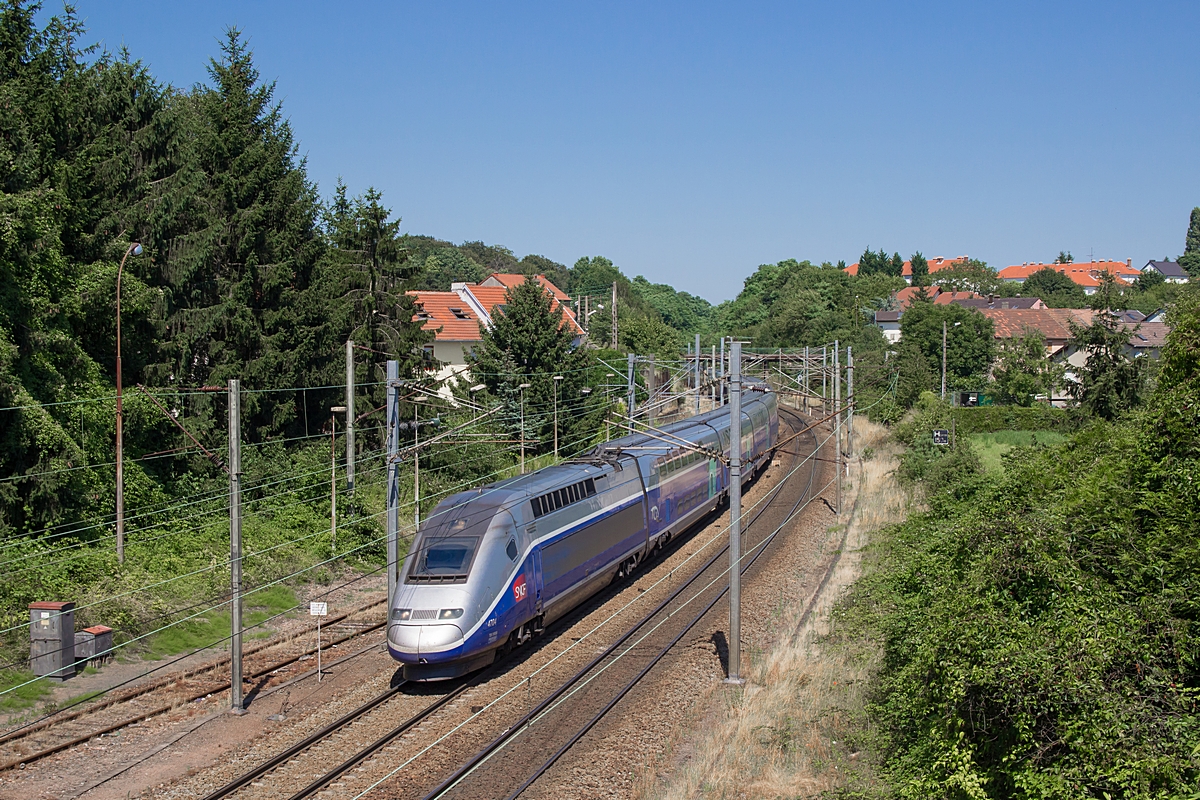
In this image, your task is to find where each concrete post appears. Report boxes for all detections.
[726,341,744,684]
[847,346,854,459]
[345,340,355,494]
[228,379,244,713]
[386,360,400,609]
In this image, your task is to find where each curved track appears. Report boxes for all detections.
[419,406,823,800]
[193,407,825,800]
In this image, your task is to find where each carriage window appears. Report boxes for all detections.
[506,538,519,561]
[530,478,598,518]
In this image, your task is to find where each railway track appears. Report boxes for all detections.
[419,406,824,799]
[191,408,824,800]
[0,599,387,774]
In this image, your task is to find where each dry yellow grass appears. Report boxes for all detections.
[642,418,909,799]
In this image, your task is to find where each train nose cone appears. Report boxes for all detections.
[418,624,464,656]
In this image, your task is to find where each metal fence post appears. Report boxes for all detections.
[726,341,744,685]
[228,379,244,713]
[386,360,400,609]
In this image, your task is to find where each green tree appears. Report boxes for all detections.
[1055,250,1074,264]
[909,252,929,287]
[897,302,995,395]
[991,329,1063,405]
[469,276,597,454]
[1133,267,1165,294]
[620,315,681,357]
[630,275,714,334]
[931,258,999,295]
[1023,266,1087,308]
[1178,207,1200,279]
[1067,307,1143,419]
[857,248,903,278]
[413,247,486,291]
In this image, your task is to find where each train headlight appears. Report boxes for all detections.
[438,608,464,620]
[392,608,412,621]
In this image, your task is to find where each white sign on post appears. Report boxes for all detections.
[310,601,328,681]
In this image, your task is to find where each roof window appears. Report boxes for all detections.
[449,307,470,320]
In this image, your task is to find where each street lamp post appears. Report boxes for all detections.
[941,320,961,401]
[518,383,531,473]
[330,406,346,553]
[553,375,563,457]
[115,241,143,565]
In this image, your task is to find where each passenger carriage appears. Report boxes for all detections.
[388,385,778,680]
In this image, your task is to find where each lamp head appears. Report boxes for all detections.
[131,243,143,256]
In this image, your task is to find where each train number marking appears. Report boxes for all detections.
[512,574,527,602]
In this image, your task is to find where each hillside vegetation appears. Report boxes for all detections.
[833,288,1200,798]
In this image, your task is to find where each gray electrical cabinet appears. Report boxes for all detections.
[30,601,75,680]
[84,625,113,663]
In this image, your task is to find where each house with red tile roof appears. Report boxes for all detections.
[844,255,969,284]
[979,307,1169,370]
[409,273,582,395]
[894,286,982,308]
[997,260,1139,295]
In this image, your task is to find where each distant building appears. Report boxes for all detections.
[874,310,903,343]
[997,260,1140,295]
[1141,260,1190,284]
[409,273,582,397]
[844,255,970,285]
[874,287,981,342]
[954,296,1047,310]
[979,307,1170,365]
[893,286,980,309]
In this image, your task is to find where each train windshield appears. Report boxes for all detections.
[407,494,507,582]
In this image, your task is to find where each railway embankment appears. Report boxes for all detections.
[654,295,1200,800]
[644,416,906,798]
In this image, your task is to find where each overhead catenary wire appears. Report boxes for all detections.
[352,423,837,799]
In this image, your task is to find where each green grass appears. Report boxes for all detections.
[969,430,1066,473]
[0,670,53,713]
[142,585,297,660]
[60,689,105,709]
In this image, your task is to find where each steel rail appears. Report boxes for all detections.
[499,408,821,798]
[0,608,386,772]
[421,407,819,800]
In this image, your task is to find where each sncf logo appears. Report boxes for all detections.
[512,574,528,603]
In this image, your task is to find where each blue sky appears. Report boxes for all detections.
[66,1,1200,302]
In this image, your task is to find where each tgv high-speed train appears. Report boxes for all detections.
[388,384,779,680]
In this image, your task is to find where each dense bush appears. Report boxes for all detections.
[947,405,1088,435]
[837,289,1200,798]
